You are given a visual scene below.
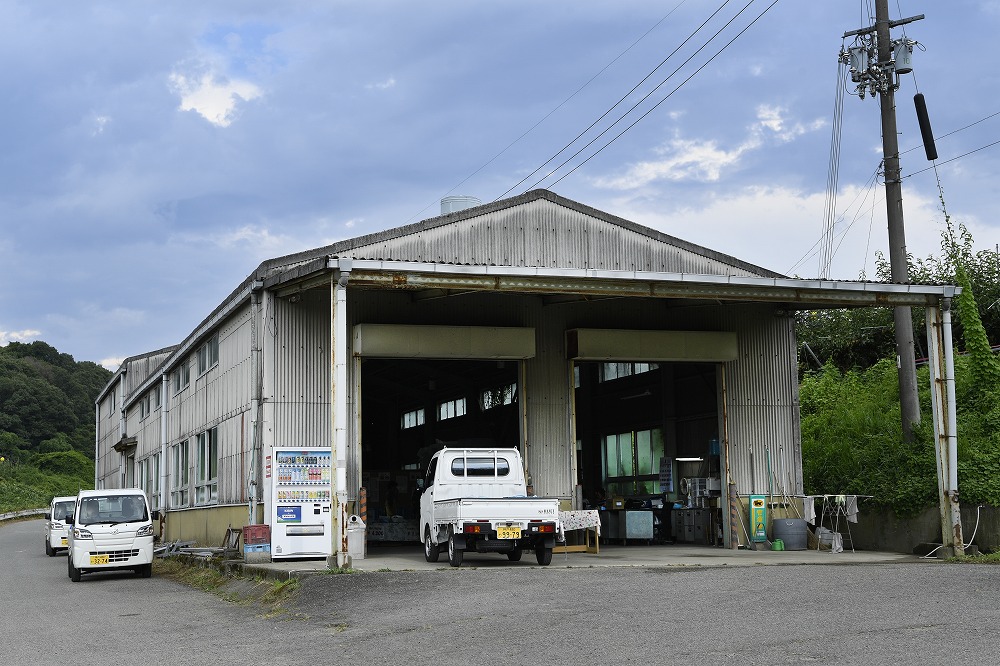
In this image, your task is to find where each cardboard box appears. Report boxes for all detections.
[609,497,625,510]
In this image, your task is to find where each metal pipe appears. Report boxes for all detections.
[331,261,352,567]
[942,299,964,554]
[160,374,169,513]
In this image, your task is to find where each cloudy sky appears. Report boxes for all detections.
[3,1,999,368]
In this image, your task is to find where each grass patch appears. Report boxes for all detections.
[154,557,303,617]
[949,550,1000,564]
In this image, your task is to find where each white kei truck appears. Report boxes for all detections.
[65,488,158,582]
[418,447,562,567]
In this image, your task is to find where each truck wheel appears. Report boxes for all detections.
[137,563,152,578]
[535,544,552,566]
[506,548,522,562]
[68,557,82,582]
[448,533,464,568]
[424,528,440,563]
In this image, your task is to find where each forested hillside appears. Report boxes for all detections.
[0,341,108,512]
[0,340,110,462]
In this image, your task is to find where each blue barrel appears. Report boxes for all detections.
[772,518,808,551]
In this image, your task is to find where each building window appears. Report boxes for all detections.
[172,362,190,394]
[170,440,189,507]
[598,362,660,382]
[438,397,467,421]
[139,393,151,420]
[480,383,517,411]
[195,427,218,505]
[139,454,161,510]
[602,428,665,497]
[401,408,425,429]
[197,334,219,376]
[153,385,162,410]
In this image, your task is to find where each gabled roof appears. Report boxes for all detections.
[261,189,783,280]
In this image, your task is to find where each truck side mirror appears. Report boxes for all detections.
[44,512,51,520]
[416,479,425,492]
[65,515,74,526]
[151,510,161,521]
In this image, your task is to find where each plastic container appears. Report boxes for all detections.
[771,539,784,551]
[347,514,366,560]
[772,518,808,551]
[243,524,271,545]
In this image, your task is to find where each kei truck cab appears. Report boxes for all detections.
[43,495,76,556]
[65,488,157,582]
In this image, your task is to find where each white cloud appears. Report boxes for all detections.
[100,357,125,371]
[91,115,110,136]
[0,329,42,345]
[171,224,302,258]
[596,106,826,189]
[366,77,396,91]
[169,71,262,127]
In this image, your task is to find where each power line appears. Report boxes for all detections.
[495,0,735,201]
[402,1,692,224]
[538,0,781,192]
[904,139,1000,178]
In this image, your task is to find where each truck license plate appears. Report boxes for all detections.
[90,554,109,565]
[496,526,521,539]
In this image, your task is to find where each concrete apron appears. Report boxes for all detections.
[237,544,923,581]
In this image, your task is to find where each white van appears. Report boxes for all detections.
[44,495,77,556]
[66,489,157,582]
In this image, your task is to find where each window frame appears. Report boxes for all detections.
[437,397,467,421]
[172,362,191,395]
[170,440,189,507]
[401,408,425,429]
[139,453,161,510]
[195,427,218,505]
[197,334,219,376]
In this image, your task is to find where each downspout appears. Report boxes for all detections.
[94,397,100,490]
[248,280,264,525]
[941,299,964,555]
[118,372,126,487]
[160,374,170,513]
[330,260,351,568]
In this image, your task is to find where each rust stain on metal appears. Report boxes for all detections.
[391,274,408,287]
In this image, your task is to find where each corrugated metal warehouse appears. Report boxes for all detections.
[95,189,959,564]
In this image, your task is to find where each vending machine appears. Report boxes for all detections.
[270,447,333,559]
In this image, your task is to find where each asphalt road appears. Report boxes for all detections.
[3,518,998,665]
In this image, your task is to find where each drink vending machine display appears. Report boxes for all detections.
[270,447,333,559]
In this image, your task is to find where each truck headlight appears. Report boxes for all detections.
[73,528,93,540]
[136,524,154,537]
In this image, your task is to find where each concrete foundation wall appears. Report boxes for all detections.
[848,504,999,553]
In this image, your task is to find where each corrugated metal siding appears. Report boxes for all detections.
[720,305,802,498]
[96,384,120,488]
[522,301,574,500]
[342,200,767,277]
[163,305,254,506]
[270,291,331,451]
[123,350,173,400]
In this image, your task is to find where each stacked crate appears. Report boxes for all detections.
[243,524,271,563]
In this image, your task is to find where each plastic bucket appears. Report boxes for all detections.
[771,539,784,551]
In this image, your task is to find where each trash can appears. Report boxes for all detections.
[347,514,366,561]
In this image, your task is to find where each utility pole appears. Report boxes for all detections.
[842,2,923,441]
